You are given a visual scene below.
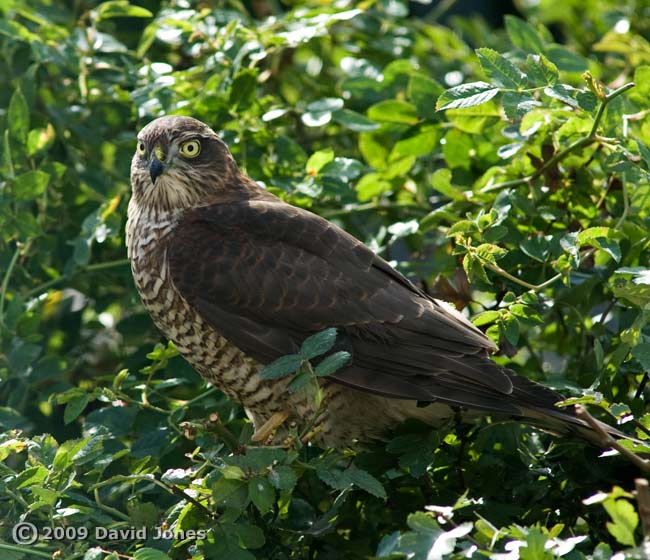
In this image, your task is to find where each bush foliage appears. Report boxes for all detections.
[1,1,650,559]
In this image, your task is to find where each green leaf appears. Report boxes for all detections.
[16,465,48,488]
[603,498,638,547]
[347,466,387,499]
[314,351,350,376]
[442,129,473,169]
[26,124,55,156]
[526,54,558,87]
[161,467,192,485]
[260,354,303,380]
[84,548,104,560]
[356,173,391,201]
[8,88,29,144]
[307,98,344,112]
[229,70,258,109]
[133,548,171,560]
[359,133,388,169]
[64,393,91,424]
[576,91,598,112]
[390,130,438,159]
[387,433,437,477]
[436,82,500,111]
[96,1,153,20]
[268,466,297,490]
[505,16,546,53]
[519,528,552,560]
[300,328,338,359]
[286,369,312,392]
[248,477,275,513]
[557,116,592,142]
[128,502,159,527]
[544,84,580,108]
[546,45,588,72]
[476,48,526,89]
[306,149,335,175]
[637,140,650,170]
[472,310,500,326]
[212,477,250,511]
[14,170,49,200]
[407,73,443,119]
[367,100,418,124]
[501,315,520,345]
[332,109,379,131]
[446,100,501,133]
[0,130,13,179]
[321,157,364,182]
[476,243,507,264]
[576,227,621,262]
[431,168,464,201]
[232,523,265,549]
[632,343,650,371]
[447,219,478,236]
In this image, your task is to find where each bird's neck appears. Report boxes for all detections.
[126,197,183,260]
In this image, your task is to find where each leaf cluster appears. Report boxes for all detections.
[1,1,650,559]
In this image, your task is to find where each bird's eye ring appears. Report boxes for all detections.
[137,142,146,155]
[179,139,201,158]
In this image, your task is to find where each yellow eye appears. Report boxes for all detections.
[137,141,146,155]
[179,139,201,158]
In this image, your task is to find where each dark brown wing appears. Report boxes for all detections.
[167,198,554,415]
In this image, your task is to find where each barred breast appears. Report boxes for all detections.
[126,202,273,404]
[126,200,452,446]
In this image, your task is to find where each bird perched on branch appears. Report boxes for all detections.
[127,116,620,448]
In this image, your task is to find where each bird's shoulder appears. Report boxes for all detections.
[169,193,423,296]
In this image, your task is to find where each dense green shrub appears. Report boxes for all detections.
[1,1,650,558]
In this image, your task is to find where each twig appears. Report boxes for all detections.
[206,412,242,452]
[623,108,650,137]
[482,82,636,193]
[575,405,650,473]
[164,481,217,520]
[615,178,630,229]
[321,202,427,220]
[482,260,562,292]
[0,245,22,331]
[0,543,53,558]
[25,258,131,298]
[91,473,216,520]
[636,478,650,541]
[93,488,131,522]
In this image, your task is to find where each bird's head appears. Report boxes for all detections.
[130,116,239,212]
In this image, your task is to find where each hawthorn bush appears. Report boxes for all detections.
[1,1,650,559]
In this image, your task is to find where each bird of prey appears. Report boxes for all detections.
[126,116,615,448]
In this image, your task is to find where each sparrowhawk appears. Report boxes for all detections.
[126,115,615,447]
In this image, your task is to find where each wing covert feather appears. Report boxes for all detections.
[167,199,520,403]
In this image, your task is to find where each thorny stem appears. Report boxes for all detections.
[482,82,636,193]
[575,405,650,473]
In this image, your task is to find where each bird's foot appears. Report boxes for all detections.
[251,410,290,443]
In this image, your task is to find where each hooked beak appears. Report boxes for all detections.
[149,153,166,184]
